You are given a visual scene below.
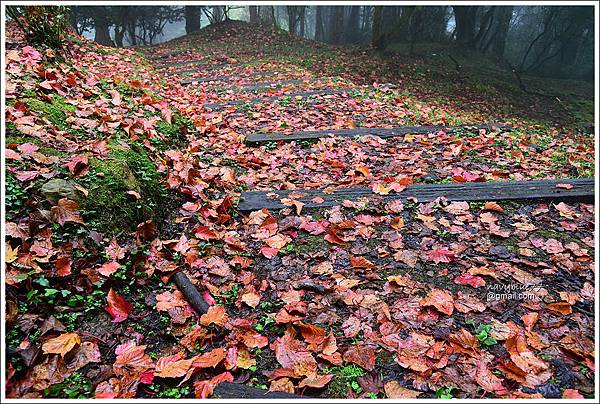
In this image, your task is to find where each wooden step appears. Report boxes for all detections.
[213,382,304,398]
[203,88,355,111]
[184,78,311,89]
[246,123,511,144]
[181,71,277,85]
[237,178,595,212]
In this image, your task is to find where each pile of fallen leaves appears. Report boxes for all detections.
[4,19,595,400]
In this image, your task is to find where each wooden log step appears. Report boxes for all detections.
[213,382,305,398]
[184,78,309,89]
[236,178,595,212]
[203,88,355,111]
[155,59,205,69]
[246,123,511,144]
[180,71,290,85]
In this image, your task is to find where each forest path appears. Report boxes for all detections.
[137,27,596,399]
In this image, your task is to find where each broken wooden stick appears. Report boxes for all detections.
[172,271,209,314]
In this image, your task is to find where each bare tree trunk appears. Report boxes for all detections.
[315,6,324,41]
[345,6,360,43]
[92,6,113,46]
[259,5,276,26]
[372,6,383,49]
[330,6,344,44]
[287,6,297,34]
[299,7,306,37]
[453,6,477,47]
[249,6,259,23]
[490,6,513,59]
[212,6,223,23]
[185,6,201,33]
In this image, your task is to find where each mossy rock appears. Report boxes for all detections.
[40,178,79,203]
[22,96,75,132]
[76,141,167,233]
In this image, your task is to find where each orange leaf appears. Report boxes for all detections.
[241,291,261,308]
[296,322,326,344]
[475,361,509,395]
[56,256,72,276]
[484,201,504,212]
[545,302,572,315]
[155,354,194,378]
[271,331,317,377]
[192,347,227,369]
[42,332,81,357]
[562,389,584,399]
[350,256,375,269]
[200,305,228,327]
[298,373,334,388]
[324,231,345,245]
[420,288,454,315]
[390,216,405,229]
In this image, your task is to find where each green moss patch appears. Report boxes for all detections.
[23,96,75,131]
[76,141,167,233]
[154,113,192,150]
[5,135,66,157]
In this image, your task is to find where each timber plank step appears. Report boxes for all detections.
[180,71,292,85]
[237,178,595,212]
[213,382,305,398]
[203,88,355,110]
[184,78,311,89]
[246,123,511,144]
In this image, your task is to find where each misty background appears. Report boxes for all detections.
[69,5,594,81]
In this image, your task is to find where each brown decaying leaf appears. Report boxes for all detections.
[50,198,85,226]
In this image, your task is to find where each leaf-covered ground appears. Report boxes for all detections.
[4,20,595,399]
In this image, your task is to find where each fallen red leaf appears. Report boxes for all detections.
[104,288,133,323]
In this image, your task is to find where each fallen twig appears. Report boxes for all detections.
[172,271,210,314]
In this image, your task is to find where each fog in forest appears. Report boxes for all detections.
[67,5,594,81]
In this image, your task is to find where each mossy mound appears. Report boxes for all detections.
[5,134,66,157]
[153,112,192,150]
[76,141,167,233]
[23,96,75,132]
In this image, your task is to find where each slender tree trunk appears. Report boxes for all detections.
[92,6,113,46]
[185,6,201,33]
[127,19,137,46]
[315,6,324,41]
[212,6,223,23]
[249,6,259,23]
[490,6,513,59]
[453,6,477,47]
[69,8,78,33]
[345,6,360,43]
[299,7,305,37]
[287,6,297,34]
[330,6,344,44]
[260,5,276,26]
[372,6,383,49]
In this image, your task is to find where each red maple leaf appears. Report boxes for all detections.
[104,288,133,323]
